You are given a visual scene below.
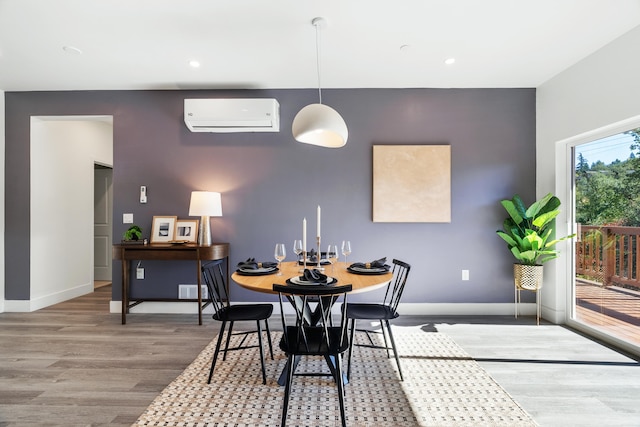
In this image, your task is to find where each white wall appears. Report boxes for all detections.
[0,91,4,313]
[537,25,640,323]
[29,118,113,310]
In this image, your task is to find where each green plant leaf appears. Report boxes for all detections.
[501,199,524,225]
[512,194,528,219]
[525,192,554,218]
[532,210,559,230]
[497,231,517,247]
[537,195,561,217]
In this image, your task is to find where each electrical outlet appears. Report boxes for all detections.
[136,267,144,279]
[462,270,470,281]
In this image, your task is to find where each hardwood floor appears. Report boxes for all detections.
[0,285,221,426]
[1,286,639,426]
[94,280,112,289]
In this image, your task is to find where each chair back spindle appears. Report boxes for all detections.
[384,259,411,312]
[201,259,229,317]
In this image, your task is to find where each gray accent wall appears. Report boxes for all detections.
[4,88,535,305]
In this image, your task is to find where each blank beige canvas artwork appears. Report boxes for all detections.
[373,145,451,222]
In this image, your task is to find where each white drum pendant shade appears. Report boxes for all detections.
[292,103,348,148]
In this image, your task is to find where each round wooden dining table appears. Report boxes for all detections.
[231,261,392,294]
[232,260,392,386]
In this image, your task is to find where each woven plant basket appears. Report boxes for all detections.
[514,264,543,291]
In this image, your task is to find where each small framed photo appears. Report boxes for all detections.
[176,219,199,243]
[150,216,177,243]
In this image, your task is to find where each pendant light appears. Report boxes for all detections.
[292,17,348,148]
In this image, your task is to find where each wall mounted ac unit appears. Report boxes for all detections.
[184,98,280,133]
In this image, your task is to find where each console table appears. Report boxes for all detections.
[112,243,230,325]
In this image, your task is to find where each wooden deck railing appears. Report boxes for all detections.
[576,225,640,289]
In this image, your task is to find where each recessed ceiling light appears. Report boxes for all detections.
[62,45,82,55]
[399,44,410,52]
[189,60,201,68]
[444,57,456,65]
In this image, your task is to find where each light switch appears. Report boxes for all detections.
[123,213,134,224]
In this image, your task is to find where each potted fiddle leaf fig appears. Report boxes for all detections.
[496,193,575,291]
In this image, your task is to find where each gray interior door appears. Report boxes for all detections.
[94,166,113,281]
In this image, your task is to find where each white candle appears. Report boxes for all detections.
[317,205,321,238]
[303,218,307,251]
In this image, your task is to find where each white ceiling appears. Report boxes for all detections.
[1,0,639,92]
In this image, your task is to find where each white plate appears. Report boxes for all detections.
[240,267,276,273]
[289,276,336,286]
[350,266,387,273]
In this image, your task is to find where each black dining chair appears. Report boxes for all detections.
[273,283,352,427]
[346,258,411,381]
[201,259,274,385]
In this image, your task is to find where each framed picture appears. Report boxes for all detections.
[373,145,451,223]
[150,216,178,243]
[176,219,199,243]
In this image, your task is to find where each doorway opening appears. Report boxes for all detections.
[94,164,113,288]
[29,116,113,310]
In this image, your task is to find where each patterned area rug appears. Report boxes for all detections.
[134,326,536,427]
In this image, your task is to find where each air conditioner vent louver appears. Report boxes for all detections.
[184,98,280,133]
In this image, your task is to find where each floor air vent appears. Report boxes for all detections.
[178,284,208,300]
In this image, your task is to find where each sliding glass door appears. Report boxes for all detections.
[572,129,640,349]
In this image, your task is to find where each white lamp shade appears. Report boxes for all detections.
[188,191,222,217]
[292,103,348,148]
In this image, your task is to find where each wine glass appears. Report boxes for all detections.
[341,240,352,266]
[274,243,286,276]
[293,239,303,264]
[327,244,338,274]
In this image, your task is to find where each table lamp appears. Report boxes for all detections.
[188,191,222,246]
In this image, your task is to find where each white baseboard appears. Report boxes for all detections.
[109,300,280,315]
[398,302,537,316]
[541,305,567,323]
[4,283,94,312]
[110,300,219,315]
[109,301,540,317]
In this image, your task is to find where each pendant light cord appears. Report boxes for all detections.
[315,20,322,105]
